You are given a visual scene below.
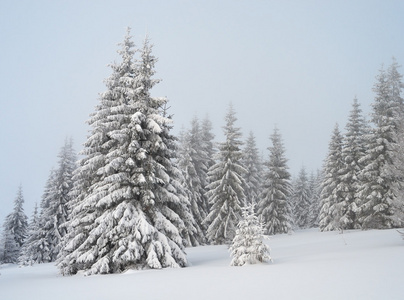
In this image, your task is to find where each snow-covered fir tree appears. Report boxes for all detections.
[1,186,28,263]
[318,124,344,231]
[177,116,210,244]
[38,138,76,262]
[189,116,211,217]
[257,128,292,235]
[204,104,246,244]
[242,131,263,206]
[0,229,19,264]
[356,65,402,229]
[200,115,216,173]
[157,104,198,247]
[58,30,191,275]
[386,59,404,226]
[229,204,272,266]
[19,140,76,266]
[338,98,369,229]
[307,170,322,228]
[19,203,40,266]
[20,171,59,265]
[291,167,312,229]
[392,113,404,226]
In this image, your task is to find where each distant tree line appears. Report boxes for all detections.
[1,29,403,273]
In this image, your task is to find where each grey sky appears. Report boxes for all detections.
[1,0,404,221]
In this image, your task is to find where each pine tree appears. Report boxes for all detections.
[307,170,322,228]
[0,229,19,264]
[229,204,272,266]
[19,204,40,266]
[257,128,292,235]
[158,104,199,248]
[357,132,395,229]
[21,172,58,265]
[318,125,344,231]
[204,104,246,244]
[356,65,401,229]
[58,30,190,275]
[177,116,210,244]
[386,58,404,123]
[338,98,369,229]
[386,59,404,226]
[291,167,312,229]
[201,115,216,173]
[242,131,263,206]
[19,140,77,266]
[1,186,29,263]
[39,139,76,262]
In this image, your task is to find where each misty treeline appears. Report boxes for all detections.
[1,29,403,273]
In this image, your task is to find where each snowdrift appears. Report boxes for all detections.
[1,228,403,300]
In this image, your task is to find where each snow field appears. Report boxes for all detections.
[1,229,403,300]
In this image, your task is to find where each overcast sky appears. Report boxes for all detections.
[1,0,404,222]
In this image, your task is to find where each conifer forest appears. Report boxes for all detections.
[1,27,404,282]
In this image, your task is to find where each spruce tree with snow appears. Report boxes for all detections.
[1,186,29,263]
[204,104,246,244]
[0,229,19,264]
[229,204,272,266]
[357,129,395,229]
[391,113,404,226]
[356,64,403,229]
[39,138,76,262]
[257,128,292,235]
[291,167,312,229]
[318,124,344,231]
[242,131,263,206]
[58,30,190,275]
[386,59,404,226]
[20,171,58,265]
[177,116,210,244]
[307,170,322,228]
[338,98,369,229]
[19,204,40,266]
[201,115,216,173]
[158,104,199,248]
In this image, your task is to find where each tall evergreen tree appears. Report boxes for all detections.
[307,170,322,228]
[392,115,404,226]
[356,65,402,229]
[20,171,57,265]
[201,115,216,173]
[291,167,312,229]
[242,131,263,206]
[19,203,40,266]
[334,98,369,230]
[386,58,404,123]
[386,59,404,226]
[177,117,210,244]
[204,104,246,244]
[257,128,292,235]
[158,105,198,248]
[0,229,19,264]
[318,125,344,231]
[189,116,210,217]
[58,30,190,275]
[1,186,29,263]
[39,138,76,262]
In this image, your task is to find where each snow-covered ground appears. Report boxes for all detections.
[1,229,403,300]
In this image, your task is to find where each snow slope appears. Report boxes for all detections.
[1,229,403,300]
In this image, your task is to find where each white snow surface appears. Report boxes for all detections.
[1,228,403,300]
